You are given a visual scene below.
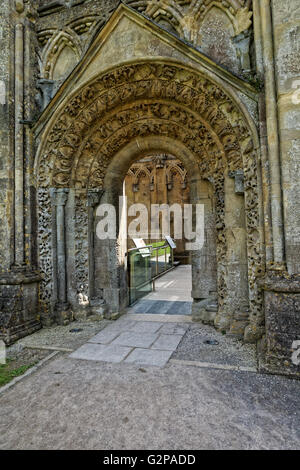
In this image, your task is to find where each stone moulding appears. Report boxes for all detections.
[34,59,264,342]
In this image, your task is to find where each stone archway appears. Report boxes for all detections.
[35,60,265,342]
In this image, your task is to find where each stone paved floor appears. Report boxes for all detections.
[70,317,190,367]
[70,266,194,367]
[127,265,193,315]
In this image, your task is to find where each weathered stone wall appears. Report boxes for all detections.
[254,0,300,378]
[0,0,13,272]
[0,1,42,344]
[35,0,255,103]
[0,0,298,378]
[272,0,300,275]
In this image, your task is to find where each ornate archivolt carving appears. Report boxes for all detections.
[37,188,55,320]
[36,61,263,336]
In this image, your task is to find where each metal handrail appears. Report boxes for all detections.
[128,241,175,305]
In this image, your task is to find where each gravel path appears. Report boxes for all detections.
[172,322,257,368]
[0,355,299,450]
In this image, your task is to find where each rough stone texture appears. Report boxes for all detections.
[258,272,300,379]
[0,0,299,379]
[0,355,299,449]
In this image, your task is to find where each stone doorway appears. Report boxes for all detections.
[35,61,264,343]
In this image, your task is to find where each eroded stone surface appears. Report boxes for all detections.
[0,0,299,379]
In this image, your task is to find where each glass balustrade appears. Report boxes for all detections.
[128,242,174,305]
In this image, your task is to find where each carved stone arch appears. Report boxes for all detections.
[41,29,82,80]
[165,161,186,185]
[66,15,102,37]
[34,59,260,175]
[144,1,185,37]
[35,60,263,342]
[134,166,152,185]
[192,1,237,30]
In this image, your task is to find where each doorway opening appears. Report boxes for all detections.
[124,153,193,315]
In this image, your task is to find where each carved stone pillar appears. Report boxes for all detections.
[0,3,42,345]
[14,23,25,268]
[87,190,108,316]
[53,189,73,325]
[87,190,102,300]
[260,0,285,266]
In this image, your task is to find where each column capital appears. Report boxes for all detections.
[229,170,245,195]
[15,1,24,14]
[51,188,69,206]
[87,189,104,207]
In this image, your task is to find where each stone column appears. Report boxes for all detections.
[260,0,285,266]
[87,190,103,301]
[257,0,300,379]
[53,189,73,324]
[252,0,273,264]
[252,0,264,76]
[225,171,249,338]
[0,2,41,345]
[14,23,25,268]
[191,179,218,324]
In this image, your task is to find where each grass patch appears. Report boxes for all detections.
[0,361,37,387]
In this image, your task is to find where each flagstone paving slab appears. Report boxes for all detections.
[71,315,191,367]
[70,343,132,363]
[111,332,159,349]
[129,321,164,334]
[159,323,189,335]
[151,334,183,351]
[88,330,121,345]
[124,348,174,367]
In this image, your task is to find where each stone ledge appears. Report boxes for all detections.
[259,272,300,293]
[0,319,42,346]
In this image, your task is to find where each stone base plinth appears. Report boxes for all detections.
[103,288,129,317]
[192,298,217,325]
[0,271,42,345]
[89,298,109,318]
[54,303,74,326]
[258,272,300,379]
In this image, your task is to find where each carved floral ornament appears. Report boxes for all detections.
[38,62,254,189]
[36,61,264,330]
